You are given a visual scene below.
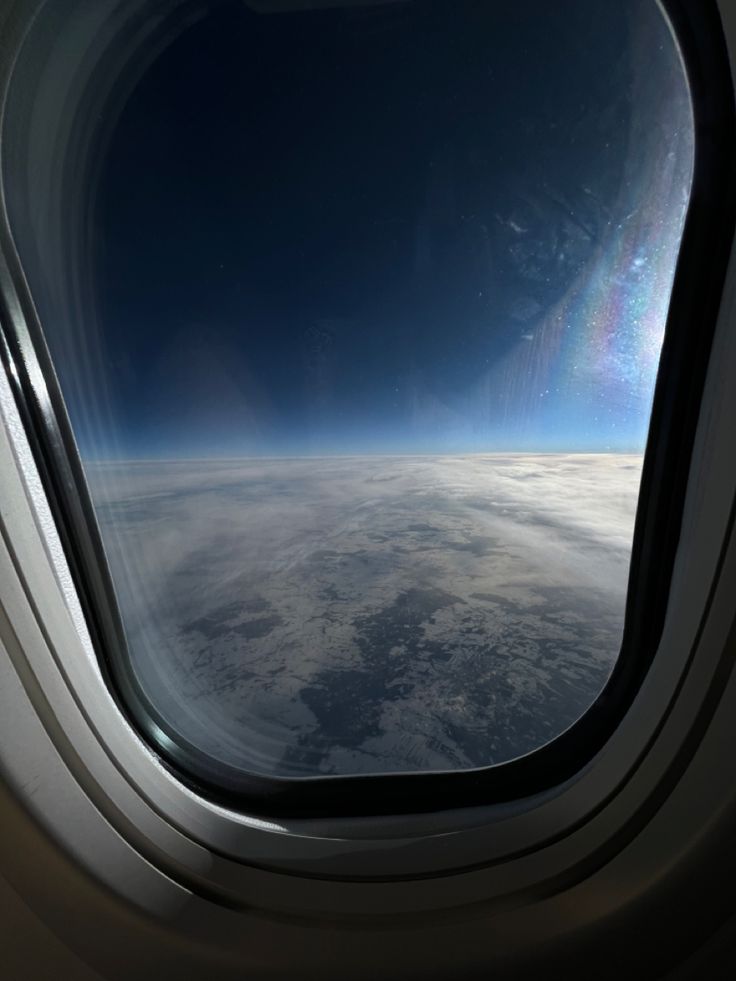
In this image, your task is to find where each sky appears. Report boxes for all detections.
[66,0,693,459]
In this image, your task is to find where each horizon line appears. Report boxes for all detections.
[83,449,646,465]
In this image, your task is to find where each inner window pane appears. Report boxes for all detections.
[5,0,693,778]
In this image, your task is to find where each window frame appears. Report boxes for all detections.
[0,0,734,840]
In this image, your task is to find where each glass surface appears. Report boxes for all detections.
[4,0,693,777]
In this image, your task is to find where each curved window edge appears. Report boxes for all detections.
[0,0,734,821]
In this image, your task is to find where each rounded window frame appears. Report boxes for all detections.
[0,0,734,899]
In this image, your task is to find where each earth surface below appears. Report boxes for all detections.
[88,453,642,777]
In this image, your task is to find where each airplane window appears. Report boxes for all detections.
[3,0,693,787]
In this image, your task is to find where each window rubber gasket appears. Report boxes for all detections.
[0,0,734,819]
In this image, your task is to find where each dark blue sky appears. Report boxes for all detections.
[80,0,691,458]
